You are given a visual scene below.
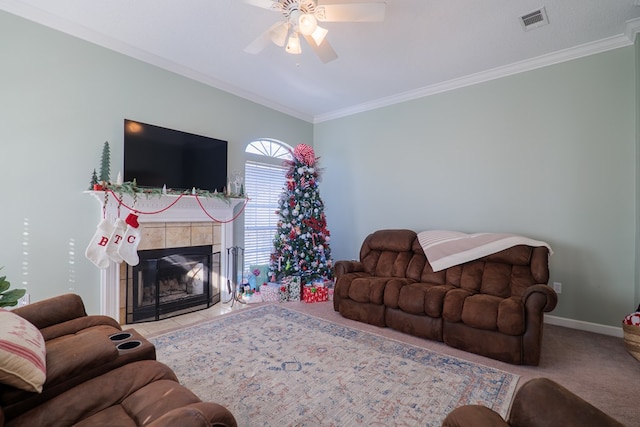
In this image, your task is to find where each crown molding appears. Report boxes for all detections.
[2,0,638,125]
[314,17,640,124]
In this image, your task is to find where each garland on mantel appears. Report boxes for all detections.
[94,182,248,224]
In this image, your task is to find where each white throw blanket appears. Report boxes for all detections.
[417,230,553,272]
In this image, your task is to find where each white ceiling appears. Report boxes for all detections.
[3,0,640,123]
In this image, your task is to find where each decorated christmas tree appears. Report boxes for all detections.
[269,144,332,284]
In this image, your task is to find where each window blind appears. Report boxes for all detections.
[243,160,287,271]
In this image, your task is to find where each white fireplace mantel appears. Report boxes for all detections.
[88,190,246,320]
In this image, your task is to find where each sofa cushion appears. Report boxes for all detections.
[478,263,512,298]
[497,297,525,335]
[7,360,237,427]
[12,293,87,330]
[482,245,532,265]
[461,294,502,331]
[360,229,416,276]
[395,283,454,317]
[39,316,122,342]
[442,288,474,322]
[44,329,119,388]
[0,309,46,393]
[348,277,389,304]
[334,272,371,301]
[6,360,178,426]
[460,294,525,335]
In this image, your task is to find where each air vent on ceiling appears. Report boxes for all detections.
[520,7,549,31]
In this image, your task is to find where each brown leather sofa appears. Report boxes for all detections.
[0,293,236,427]
[333,229,557,365]
[442,378,624,427]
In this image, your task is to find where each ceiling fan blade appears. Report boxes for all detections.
[316,3,386,22]
[244,22,287,54]
[242,0,279,10]
[303,34,338,63]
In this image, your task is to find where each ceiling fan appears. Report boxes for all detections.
[243,0,386,63]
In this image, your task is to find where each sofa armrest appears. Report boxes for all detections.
[148,402,238,427]
[522,284,557,313]
[442,404,509,427]
[13,293,88,330]
[508,378,624,427]
[334,260,364,277]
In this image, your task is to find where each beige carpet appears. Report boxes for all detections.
[147,301,640,426]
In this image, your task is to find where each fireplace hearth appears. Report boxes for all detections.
[125,245,221,323]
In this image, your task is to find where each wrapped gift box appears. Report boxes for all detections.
[249,264,270,289]
[260,283,280,302]
[282,276,302,302]
[302,286,329,303]
[278,284,289,302]
[243,292,263,304]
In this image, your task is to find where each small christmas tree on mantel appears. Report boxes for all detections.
[99,141,110,184]
[269,144,332,284]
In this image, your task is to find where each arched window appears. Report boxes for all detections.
[243,139,293,279]
[245,139,292,159]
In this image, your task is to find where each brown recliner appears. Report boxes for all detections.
[1,293,156,420]
[442,378,624,427]
[0,293,237,427]
[5,360,236,427]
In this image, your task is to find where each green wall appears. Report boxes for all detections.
[0,11,312,314]
[315,47,637,328]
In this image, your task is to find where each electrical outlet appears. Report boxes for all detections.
[552,282,562,294]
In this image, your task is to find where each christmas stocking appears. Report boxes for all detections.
[85,218,115,269]
[117,213,141,266]
[105,218,127,263]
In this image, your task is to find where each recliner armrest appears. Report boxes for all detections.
[334,260,364,277]
[148,402,238,427]
[522,284,557,312]
[442,404,509,427]
[508,378,624,427]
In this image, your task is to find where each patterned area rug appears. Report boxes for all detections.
[151,304,518,426]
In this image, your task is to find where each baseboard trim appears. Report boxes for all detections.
[545,315,623,338]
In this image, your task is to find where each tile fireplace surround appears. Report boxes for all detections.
[88,191,246,323]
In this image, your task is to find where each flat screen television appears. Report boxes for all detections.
[124,119,227,192]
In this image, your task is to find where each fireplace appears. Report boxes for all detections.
[88,191,246,323]
[125,245,221,323]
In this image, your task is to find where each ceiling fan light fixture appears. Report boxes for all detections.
[298,13,318,35]
[285,32,302,54]
[310,25,328,45]
[270,23,288,46]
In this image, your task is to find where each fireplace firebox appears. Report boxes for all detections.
[125,245,221,323]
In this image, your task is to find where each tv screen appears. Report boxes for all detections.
[124,119,227,192]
